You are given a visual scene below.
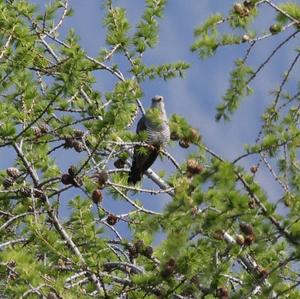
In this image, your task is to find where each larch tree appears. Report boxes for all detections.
[0,0,300,298]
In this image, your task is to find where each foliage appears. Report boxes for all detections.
[0,0,299,298]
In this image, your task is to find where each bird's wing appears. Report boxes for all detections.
[136,115,147,133]
[128,146,158,185]
[128,114,159,184]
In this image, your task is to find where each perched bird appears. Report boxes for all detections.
[128,95,170,184]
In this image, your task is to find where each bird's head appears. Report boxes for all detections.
[151,95,164,109]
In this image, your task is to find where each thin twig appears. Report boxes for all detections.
[110,185,162,215]
[0,238,28,249]
[48,0,69,35]
[246,30,300,85]
[108,181,174,195]
[265,0,300,24]
[0,32,13,60]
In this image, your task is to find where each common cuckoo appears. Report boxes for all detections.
[128,95,170,184]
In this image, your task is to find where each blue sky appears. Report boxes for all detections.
[50,1,298,198]
[1,1,298,234]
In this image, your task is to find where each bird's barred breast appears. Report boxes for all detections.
[146,125,170,146]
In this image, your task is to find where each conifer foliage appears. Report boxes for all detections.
[0,0,300,298]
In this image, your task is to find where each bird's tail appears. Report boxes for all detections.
[128,146,159,184]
